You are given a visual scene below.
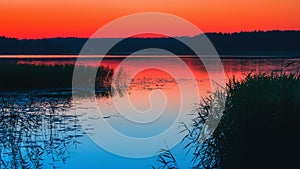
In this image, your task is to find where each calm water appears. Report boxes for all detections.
[1,56,300,169]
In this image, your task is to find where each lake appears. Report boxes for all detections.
[0,55,299,169]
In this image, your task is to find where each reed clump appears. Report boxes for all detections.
[156,73,300,169]
[0,63,114,91]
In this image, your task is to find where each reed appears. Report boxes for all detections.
[0,96,83,169]
[0,63,114,91]
[155,73,300,169]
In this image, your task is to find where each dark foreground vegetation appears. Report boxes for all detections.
[0,63,114,91]
[156,73,300,169]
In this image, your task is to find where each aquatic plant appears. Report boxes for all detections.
[0,94,84,169]
[0,63,114,91]
[155,73,300,169]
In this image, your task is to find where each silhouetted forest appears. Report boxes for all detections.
[0,30,299,56]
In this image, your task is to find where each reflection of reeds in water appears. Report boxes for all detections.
[0,95,84,169]
[129,77,176,91]
[153,89,226,169]
[111,67,177,98]
[112,67,128,97]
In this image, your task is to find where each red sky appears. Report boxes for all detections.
[0,0,299,39]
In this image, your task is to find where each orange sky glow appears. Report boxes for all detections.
[0,0,299,39]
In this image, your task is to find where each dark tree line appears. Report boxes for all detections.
[0,30,299,56]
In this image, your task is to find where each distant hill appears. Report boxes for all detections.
[0,30,299,56]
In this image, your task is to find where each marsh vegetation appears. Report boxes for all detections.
[0,94,84,169]
[0,63,114,91]
[155,73,300,169]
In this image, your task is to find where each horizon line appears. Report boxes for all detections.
[1,29,299,40]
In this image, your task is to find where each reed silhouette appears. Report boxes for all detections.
[0,95,83,169]
[0,63,114,91]
[155,73,300,169]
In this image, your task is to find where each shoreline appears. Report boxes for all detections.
[0,55,300,60]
